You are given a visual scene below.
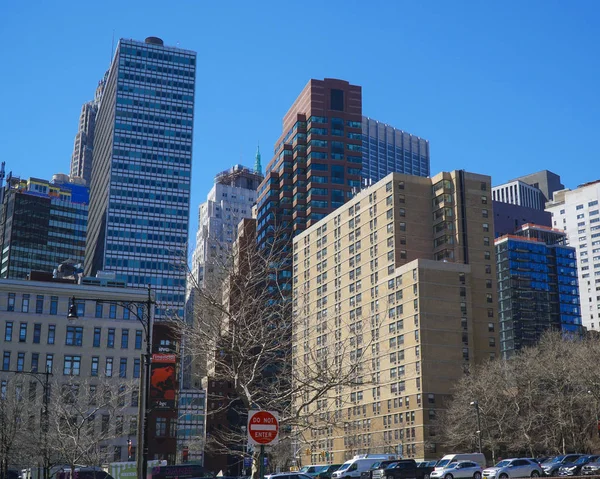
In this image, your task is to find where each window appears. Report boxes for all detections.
[135,330,143,350]
[45,354,53,373]
[101,415,109,434]
[123,304,130,320]
[36,295,44,314]
[109,303,117,319]
[93,328,101,347]
[483,223,489,232]
[4,322,12,342]
[133,358,141,378]
[76,301,85,317]
[488,322,495,332]
[16,352,24,372]
[119,358,127,378]
[66,326,83,346]
[483,237,490,246]
[156,417,167,436]
[107,329,115,348]
[106,358,113,377]
[2,352,10,371]
[486,279,492,289]
[91,357,99,376]
[131,390,139,407]
[489,337,496,347]
[63,355,81,376]
[50,296,58,315]
[481,195,488,204]
[95,302,103,318]
[121,330,129,349]
[486,294,493,303]
[7,294,15,312]
[19,323,27,342]
[22,294,30,313]
[47,325,56,345]
[330,89,344,111]
[31,353,39,372]
[33,324,41,344]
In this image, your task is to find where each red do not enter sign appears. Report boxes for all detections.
[247,410,279,446]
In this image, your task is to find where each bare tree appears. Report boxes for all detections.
[180,226,377,475]
[44,376,137,477]
[439,332,600,459]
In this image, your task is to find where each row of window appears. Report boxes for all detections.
[1,351,140,378]
[3,322,143,349]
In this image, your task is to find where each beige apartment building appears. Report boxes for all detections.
[0,275,148,463]
[292,171,499,463]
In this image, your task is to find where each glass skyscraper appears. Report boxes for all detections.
[0,174,88,279]
[496,224,581,358]
[361,116,430,183]
[85,37,196,319]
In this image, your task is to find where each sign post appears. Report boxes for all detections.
[247,410,279,479]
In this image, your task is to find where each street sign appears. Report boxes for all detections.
[247,409,279,446]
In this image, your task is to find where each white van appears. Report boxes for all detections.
[435,454,486,469]
[332,455,397,479]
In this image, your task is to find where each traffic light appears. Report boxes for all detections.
[305,448,311,456]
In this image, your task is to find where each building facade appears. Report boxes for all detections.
[292,171,498,462]
[0,174,88,279]
[361,117,429,184]
[177,389,206,464]
[85,36,196,321]
[0,276,148,462]
[546,180,600,330]
[492,180,545,210]
[496,224,581,358]
[512,170,564,204]
[493,201,551,237]
[70,77,106,185]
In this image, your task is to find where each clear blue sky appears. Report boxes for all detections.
[2,0,599,243]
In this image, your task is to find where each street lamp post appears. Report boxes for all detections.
[68,285,154,479]
[470,401,483,453]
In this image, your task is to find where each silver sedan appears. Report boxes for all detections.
[431,461,483,479]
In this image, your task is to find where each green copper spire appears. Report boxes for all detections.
[254,143,262,175]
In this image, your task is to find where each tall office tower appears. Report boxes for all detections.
[85,36,196,320]
[256,78,363,247]
[190,165,262,295]
[512,170,564,204]
[70,77,106,184]
[361,117,430,183]
[293,171,498,462]
[547,181,600,331]
[0,173,88,279]
[496,224,581,358]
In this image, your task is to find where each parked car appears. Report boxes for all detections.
[419,463,439,469]
[266,474,312,479]
[361,461,398,479]
[316,465,344,479]
[541,456,584,477]
[301,467,325,477]
[581,460,600,476]
[436,455,487,470]
[558,455,600,476]
[371,459,434,479]
[430,461,483,479]
[333,456,397,479]
[482,458,543,479]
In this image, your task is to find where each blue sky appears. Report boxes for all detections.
[1,0,598,242]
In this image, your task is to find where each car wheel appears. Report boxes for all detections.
[425,474,431,479]
[531,472,540,478]
[499,474,508,479]
[474,473,482,479]
[445,474,454,479]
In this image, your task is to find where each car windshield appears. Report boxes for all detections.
[549,457,565,464]
[300,467,312,473]
[337,462,352,472]
[494,461,510,468]
[315,467,330,473]
[436,460,450,468]
[385,463,397,469]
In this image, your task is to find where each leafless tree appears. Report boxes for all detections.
[44,376,137,477]
[180,225,379,476]
[439,332,600,459]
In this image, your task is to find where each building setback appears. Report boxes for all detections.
[546,180,600,331]
[512,170,564,204]
[496,224,581,358]
[70,77,106,185]
[0,174,88,279]
[361,117,429,184]
[293,171,498,462]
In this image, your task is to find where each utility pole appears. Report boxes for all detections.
[470,401,483,453]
